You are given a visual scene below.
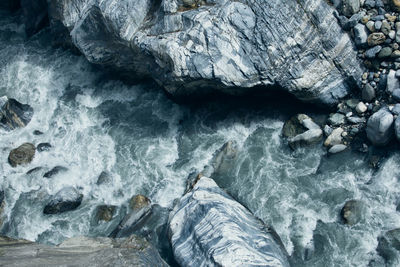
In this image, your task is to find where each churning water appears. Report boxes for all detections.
[1,10,400,267]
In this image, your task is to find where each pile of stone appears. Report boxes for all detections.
[327,0,400,150]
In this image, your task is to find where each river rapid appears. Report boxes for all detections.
[1,10,400,267]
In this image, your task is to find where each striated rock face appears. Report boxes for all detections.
[168,176,289,266]
[44,0,363,105]
[0,235,168,267]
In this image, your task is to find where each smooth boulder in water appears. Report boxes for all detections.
[366,108,394,146]
[43,187,83,214]
[0,235,168,266]
[168,176,290,267]
[8,143,35,167]
[0,96,33,131]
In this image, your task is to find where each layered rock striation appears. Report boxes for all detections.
[168,176,289,266]
[37,0,363,105]
[0,235,168,266]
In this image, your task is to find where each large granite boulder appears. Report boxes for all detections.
[0,96,33,131]
[366,108,394,146]
[39,0,363,105]
[0,235,168,266]
[43,187,83,214]
[168,176,289,266]
[395,117,400,142]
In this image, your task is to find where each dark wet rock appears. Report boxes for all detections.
[210,140,238,174]
[26,166,43,175]
[283,114,323,149]
[36,143,52,152]
[94,205,117,223]
[96,171,111,185]
[8,143,35,167]
[43,187,83,214]
[0,190,4,228]
[21,0,48,37]
[43,166,68,178]
[0,96,33,131]
[33,130,43,135]
[0,235,168,266]
[366,108,394,146]
[341,200,366,226]
[110,195,152,238]
[377,228,400,265]
[362,84,376,102]
[169,176,289,266]
[46,0,363,106]
[393,89,400,102]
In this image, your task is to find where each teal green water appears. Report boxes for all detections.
[1,11,400,267]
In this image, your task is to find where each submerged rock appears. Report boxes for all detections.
[43,166,68,178]
[377,228,400,265]
[43,187,83,214]
[210,140,238,174]
[0,235,168,266]
[341,200,365,226]
[0,96,33,131]
[283,114,323,149]
[8,143,35,167]
[168,176,289,266]
[96,171,111,185]
[366,108,394,146]
[43,0,363,105]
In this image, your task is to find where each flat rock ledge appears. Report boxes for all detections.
[168,176,290,267]
[0,235,168,267]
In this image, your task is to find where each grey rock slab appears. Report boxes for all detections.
[168,176,290,267]
[0,235,168,267]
